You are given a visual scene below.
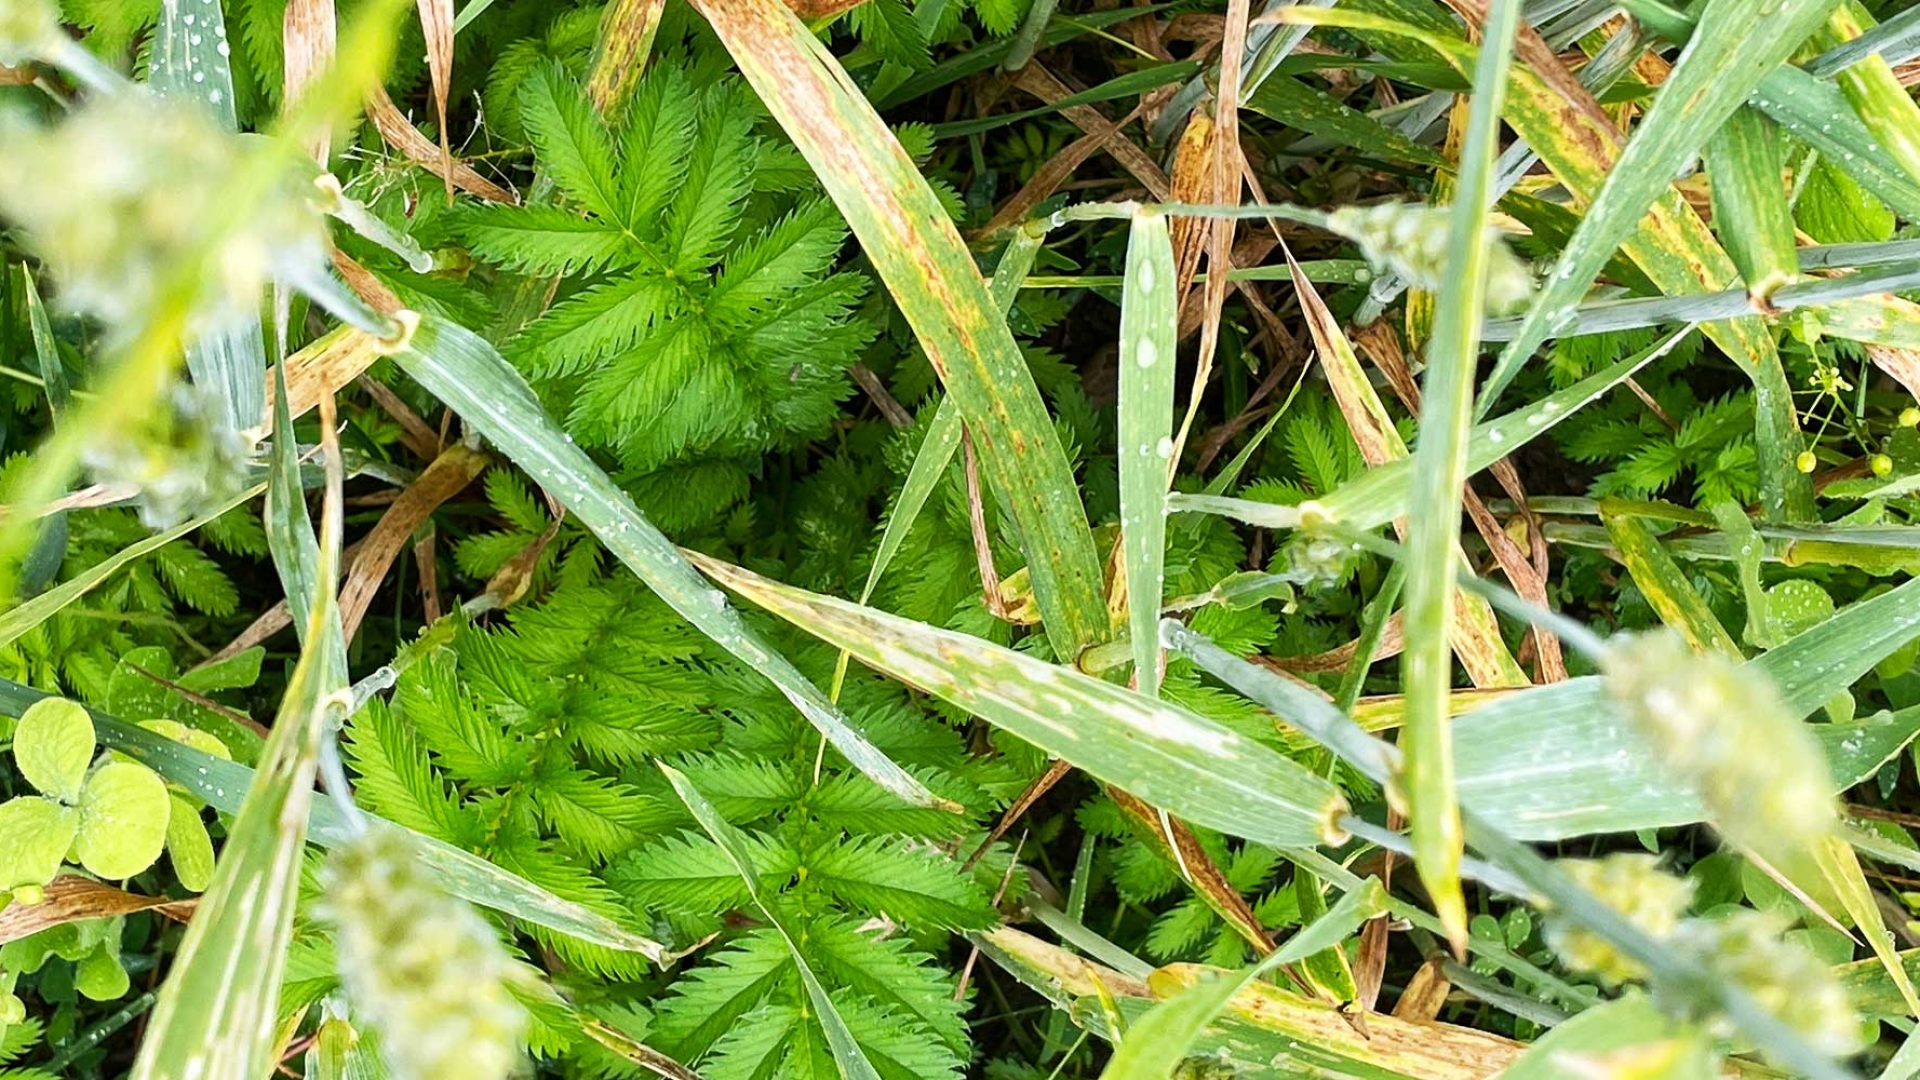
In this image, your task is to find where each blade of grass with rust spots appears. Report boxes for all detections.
[1289,2,1818,521]
[689,0,1109,658]
[1283,251,1529,690]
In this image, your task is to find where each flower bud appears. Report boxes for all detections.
[1872,453,1894,477]
[1544,854,1693,986]
[1603,632,1836,863]
[1796,449,1818,473]
[320,826,525,1080]
[1324,202,1534,315]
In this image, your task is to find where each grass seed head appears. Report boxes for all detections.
[320,825,527,1080]
[1660,910,1862,1058]
[1602,631,1836,860]
[0,0,56,65]
[1324,202,1533,315]
[1543,854,1693,986]
[81,383,251,529]
[0,95,326,339]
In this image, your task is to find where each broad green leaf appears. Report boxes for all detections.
[691,553,1349,850]
[0,798,78,895]
[392,313,945,811]
[72,762,170,880]
[0,689,667,957]
[1118,210,1178,700]
[15,698,95,804]
[659,763,882,1080]
[690,0,1110,657]
[74,947,131,1001]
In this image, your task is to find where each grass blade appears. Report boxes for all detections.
[1600,512,1741,657]
[689,0,1109,657]
[129,368,346,1080]
[1118,210,1178,698]
[1703,107,1798,303]
[690,552,1350,850]
[659,763,882,1080]
[1477,0,1842,414]
[0,484,264,651]
[390,313,947,810]
[1398,0,1525,951]
[150,0,267,437]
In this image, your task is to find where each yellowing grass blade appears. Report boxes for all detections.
[688,0,1108,657]
[1600,512,1741,658]
[688,552,1350,850]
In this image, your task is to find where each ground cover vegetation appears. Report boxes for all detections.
[4,0,1920,1075]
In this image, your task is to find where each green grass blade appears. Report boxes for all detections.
[390,313,947,810]
[659,763,882,1080]
[0,678,662,957]
[1316,325,1694,531]
[1479,0,1842,410]
[150,0,267,437]
[1118,210,1178,699]
[0,483,264,651]
[1704,108,1798,302]
[130,368,345,1080]
[21,269,68,416]
[690,0,1109,657]
[1097,879,1387,1080]
[1600,512,1741,657]
[1399,0,1525,951]
[691,553,1349,850]
[1821,3,1920,189]
[1750,64,1920,221]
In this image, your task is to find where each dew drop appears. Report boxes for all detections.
[1155,436,1174,458]
[1135,339,1158,369]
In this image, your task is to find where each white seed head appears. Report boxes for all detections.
[1543,854,1693,986]
[0,0,58,65]
[1325,202,1534,316]
[1602,631,1837,858]
[81,383,250,529]
[320,826,527,1080]
[0,95,326,339]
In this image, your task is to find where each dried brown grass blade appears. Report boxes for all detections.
[416,0,456,199]
[365,84,519,204]
[1010,63,1171,198]
[1389,957,1451,1022]
[283,0,337,164]
[337,443,489,641]
[0,877,196,946]
[979,96,1157,237]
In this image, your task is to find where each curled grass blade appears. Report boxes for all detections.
[390,313,948,810]
[690,552,1350,850]
[689,0,1109,657]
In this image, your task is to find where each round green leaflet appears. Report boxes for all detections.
[72,761,170,880]
[16,697,95,804]
[0,797,78,898]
